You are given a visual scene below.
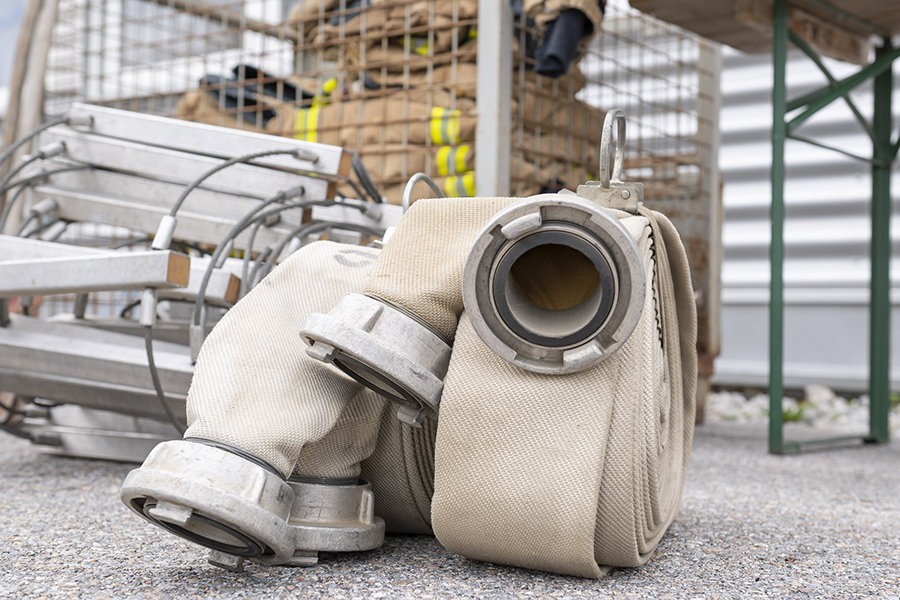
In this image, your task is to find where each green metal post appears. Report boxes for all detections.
[869,37,893,444]
[769,0,788,453]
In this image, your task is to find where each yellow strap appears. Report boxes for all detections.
[462,172,475,196]
[404,36,431,56]
[456,144,471,173]
[294,104,320,143]
[436,146,452,176]
[430,107,461,145]
[437,144,472,176]
[444,172,475,197]
[444,176,458,198]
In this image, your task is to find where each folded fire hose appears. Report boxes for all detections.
[120,110,697,578]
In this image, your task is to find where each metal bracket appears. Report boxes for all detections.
[575,109,643,213]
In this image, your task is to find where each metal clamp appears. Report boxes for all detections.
[299,293,451,426]
[120,440,387,572]
[576,109,643,213]
[463,194,645,374]
[283,479,385,565]
[120,440,297,566]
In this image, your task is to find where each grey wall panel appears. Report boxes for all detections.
[714,46,900,392]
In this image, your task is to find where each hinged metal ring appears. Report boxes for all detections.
[600,108,626,188]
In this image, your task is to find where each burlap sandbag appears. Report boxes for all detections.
[357,142,474,181]
[329,86,475,113]
[368,61,587,100]
[266,97,477,147]
[373,157,593,205]
[175,89,271,133]
[344,36,478,74]
[302,0,477,60]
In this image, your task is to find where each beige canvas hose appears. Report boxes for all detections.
[430,207,697,578]
[362,196,518,340]
[301,195,696,577]
[184,241,387,480]
[301,193,647,424]
[182,239,440,533]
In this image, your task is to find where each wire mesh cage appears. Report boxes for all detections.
[37,0,720,363]
[43,0,718,201]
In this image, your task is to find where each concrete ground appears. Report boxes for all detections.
[0,421,897,600]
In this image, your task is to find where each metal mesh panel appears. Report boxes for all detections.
[43,1,716,199]
[40,0,719,349]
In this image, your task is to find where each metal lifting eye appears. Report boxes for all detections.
[462,194,646,374]
[576,108,644,214]
[600,108,627,188]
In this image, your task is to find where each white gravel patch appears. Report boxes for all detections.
[707,384,900,434]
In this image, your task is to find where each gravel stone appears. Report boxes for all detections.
[0,421,897,599]
[707,386,900,434]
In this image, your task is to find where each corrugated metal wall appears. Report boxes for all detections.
[714,46,900,392]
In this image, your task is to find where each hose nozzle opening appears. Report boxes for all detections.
[463,194,645,374]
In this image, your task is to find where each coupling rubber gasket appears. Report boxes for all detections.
[463,194,646,374]
[139,499,265,557]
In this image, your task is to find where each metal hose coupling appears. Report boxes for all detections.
[299,293,451,427]
[120,439,385,572]
[463,110,646,374]
[462,195,645,373]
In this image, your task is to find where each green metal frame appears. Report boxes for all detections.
[770,0,897,453]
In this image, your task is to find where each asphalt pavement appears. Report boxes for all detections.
[1,421,897,599]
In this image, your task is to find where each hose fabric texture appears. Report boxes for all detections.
[184,242,388,480]
[360,412,438,534]
[431,207,697,578]
[363,196,518,339]
[182,240,437,532]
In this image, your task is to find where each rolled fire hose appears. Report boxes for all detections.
[295,197,695,577]
[431,206,697,577]
[299,110,697,577]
